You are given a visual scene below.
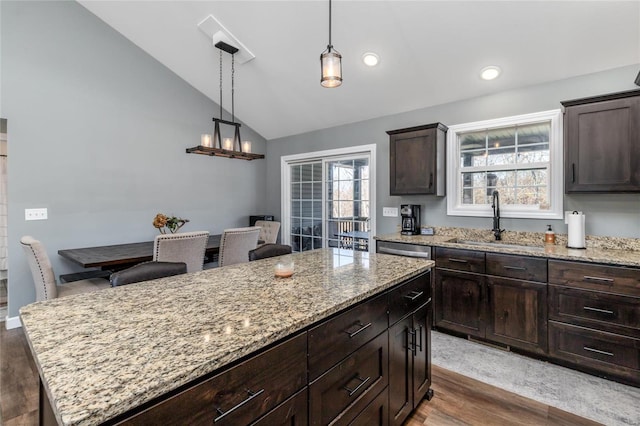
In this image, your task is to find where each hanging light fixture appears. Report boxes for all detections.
[320,0,342,88]
[187,41,263,160]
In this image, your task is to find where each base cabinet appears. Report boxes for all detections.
[389,283,432,426]
[486,276,548,354]
[434,268,485,338]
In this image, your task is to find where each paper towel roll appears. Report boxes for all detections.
[567,212,586,249]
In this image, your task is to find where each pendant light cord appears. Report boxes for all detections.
[219,49,223,120]
[328,0,332,49]
[231,54,235,122]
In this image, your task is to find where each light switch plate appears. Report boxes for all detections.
[383,207,399,217]
[25,208,47,221]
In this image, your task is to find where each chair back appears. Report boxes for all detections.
[219,227,261,267]
[110,261,187,287]
[255,220,280,245]
[20,236,57,301]
[153,231,209,273]
[249,244,292,261]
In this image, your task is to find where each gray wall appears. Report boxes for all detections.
[2,1,267,317]
[266,65,640,240]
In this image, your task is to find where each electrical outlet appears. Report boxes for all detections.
[25,208,48,221]
[383,207,399,217]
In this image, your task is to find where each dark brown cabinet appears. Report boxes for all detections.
[434,248,548,354]
[387,123,447,196]
[562,89,640,193]
[548,260,640,386]
[434,268,485,338]
[389,282,432,426]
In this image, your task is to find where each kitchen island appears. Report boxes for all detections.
[20,248,434,425]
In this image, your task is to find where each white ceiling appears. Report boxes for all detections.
[78,1,640,140]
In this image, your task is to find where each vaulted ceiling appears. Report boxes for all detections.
[79,1,640,140]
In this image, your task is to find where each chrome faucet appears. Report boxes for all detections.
[491,190,505,240]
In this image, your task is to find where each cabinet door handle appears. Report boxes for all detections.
[429,172,433,188]
[504,265,526,271]
[417,325,423,353]
[583,306,615,315]
[342,375,371,396]
[214,388,265,423]
[344,321,372,338]
[448,258,468,264]
[407,328,417,356]
[404,290,424,301]
[572,163,576,183]
[583,276,614,283]
[583,346,614,357]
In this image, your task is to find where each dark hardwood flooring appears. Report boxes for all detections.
[0,325,600,425]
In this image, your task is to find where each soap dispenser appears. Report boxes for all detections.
[545,225,556,244]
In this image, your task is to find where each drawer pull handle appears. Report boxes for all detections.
[345,322,372,338]
[448,258,468,264]
[343,375,371,396]
[583,306,615,315]
[404,290,424,301]
[583,276,614,283]
[214,388,265,423]
[583,346,614,357]
[504,265,526,271]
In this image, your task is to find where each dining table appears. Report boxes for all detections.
[58,234,223,271]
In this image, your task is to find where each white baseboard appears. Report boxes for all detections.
[5,315,22,329]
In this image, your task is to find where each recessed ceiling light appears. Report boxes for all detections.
[480,66,501,80]
[362,52,379,67]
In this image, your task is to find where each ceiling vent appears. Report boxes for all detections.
[197,15,255,65]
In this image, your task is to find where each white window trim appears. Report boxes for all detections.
[446,109,563,219]
[281,144,377,252]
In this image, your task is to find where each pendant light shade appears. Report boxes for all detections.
[321,47,342,88]
[320,0,342,88]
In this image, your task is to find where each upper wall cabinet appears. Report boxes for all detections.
[562,90,640,193]
[387,123,447,196]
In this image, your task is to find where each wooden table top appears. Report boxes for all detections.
[58,234,222,269]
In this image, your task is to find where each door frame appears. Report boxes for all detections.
[280,144,377,252]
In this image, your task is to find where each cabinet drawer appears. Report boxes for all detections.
[309,331,388,426]
[549,260,640,297]
[309,293,388,381]
[436,247,485,273]
[549,321,640,384]
[120,333,307,426]
[347,387,388,426]
[486,253,547,283]
[388,271,430,325]
[250,388,308,426]
[549,285,640,338]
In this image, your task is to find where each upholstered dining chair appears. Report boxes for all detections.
[248,244,292,261]
[153,231,209,273]
[20,236,110,301]
[110,261,187,287]
[218,226,261,267]
[254,220,280,247]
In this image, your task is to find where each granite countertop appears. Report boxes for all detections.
[20,248,434,426]
[375,232,640,268]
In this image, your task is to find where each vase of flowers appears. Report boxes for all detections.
[153,213,190,234]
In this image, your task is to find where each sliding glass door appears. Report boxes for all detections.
[282,145,375,253]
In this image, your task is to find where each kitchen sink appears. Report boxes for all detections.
[451,239,545,252]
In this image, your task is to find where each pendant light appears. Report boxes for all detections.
[320,0,342,88]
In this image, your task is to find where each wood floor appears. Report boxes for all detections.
[0,325,600,425]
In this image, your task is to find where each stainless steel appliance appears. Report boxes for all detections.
[376,240,431,259]
[400,204,420,235]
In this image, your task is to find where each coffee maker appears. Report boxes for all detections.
[400,204,420,235]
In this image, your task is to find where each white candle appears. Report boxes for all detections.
[242,141,252,153]
[201,134,212,147]
[222,138,233,150]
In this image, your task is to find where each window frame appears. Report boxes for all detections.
[446,109,563,219]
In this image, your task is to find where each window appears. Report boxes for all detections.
[446,110,563,219]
